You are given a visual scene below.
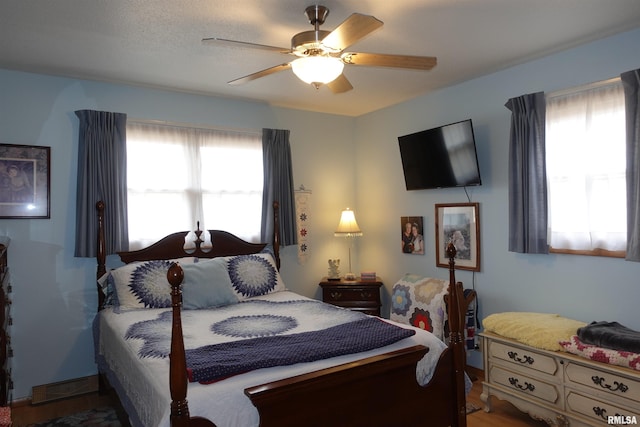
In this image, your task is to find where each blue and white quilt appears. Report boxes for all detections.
[96,291,449,427]
[124,298,415,383]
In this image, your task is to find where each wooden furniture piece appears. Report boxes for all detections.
[319,277,383,316]
[96,201,469,427]
[480,331,640,426]
[0,237,12,408]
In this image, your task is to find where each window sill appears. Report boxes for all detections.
[549,247,625,258]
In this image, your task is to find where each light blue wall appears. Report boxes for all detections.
[354,28,640,368]
[0,71,357,399]
[1,27,639,399]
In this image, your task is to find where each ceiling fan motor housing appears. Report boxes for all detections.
[291,30,331,55]
[292,5,334,55]
[305,5,329,26]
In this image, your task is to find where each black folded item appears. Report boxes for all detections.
[577,321,640,353]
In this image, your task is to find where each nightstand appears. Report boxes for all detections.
[319,277,383,316]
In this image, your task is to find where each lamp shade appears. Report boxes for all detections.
[291,56,344,85]
[334,208,363,237]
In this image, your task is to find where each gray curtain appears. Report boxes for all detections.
[261,128,297,246]
[621,68,640,262]
[505,92,549,254]
[74,110,129,257]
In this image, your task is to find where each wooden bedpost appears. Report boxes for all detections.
[447,242,467,427]
[96,201,106,311]
[167,262,191,427]
[167,263,217,427]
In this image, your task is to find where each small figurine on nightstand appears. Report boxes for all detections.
[327,259,341,280]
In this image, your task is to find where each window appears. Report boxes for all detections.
[126,121,263,250]
[545,78,626,256]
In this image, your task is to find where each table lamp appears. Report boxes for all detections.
[334,208,363,280]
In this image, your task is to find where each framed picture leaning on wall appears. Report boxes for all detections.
[435,202,480,271]
[0,144,51,219]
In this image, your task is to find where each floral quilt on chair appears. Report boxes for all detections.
[390,274,449,342]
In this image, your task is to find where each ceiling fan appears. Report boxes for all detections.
[202,5,437,93]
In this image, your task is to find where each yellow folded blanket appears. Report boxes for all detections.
[483,312,587,351]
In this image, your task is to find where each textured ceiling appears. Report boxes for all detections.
[2,0,640,116]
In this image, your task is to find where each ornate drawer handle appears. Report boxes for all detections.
[360,291,372,298]
[591,375,629,393]
[593,406,622,421]
[509,377,535,392]
[330,292,342,300]
[507,351,534,364]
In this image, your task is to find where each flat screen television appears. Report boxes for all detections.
[398,119,482,190]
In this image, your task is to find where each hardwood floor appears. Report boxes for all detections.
[466,367,548,427]
[11,391,120,427]
[12,368,547,426]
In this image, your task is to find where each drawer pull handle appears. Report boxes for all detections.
[330,292,342,300]
[592,407,622,421]
[508,377,535,392]
[507,351,534,365]
[591,375,629,393]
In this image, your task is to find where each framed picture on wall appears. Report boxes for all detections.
[0,143,51,219]
[435,203,480,271]
[400,216,425,255]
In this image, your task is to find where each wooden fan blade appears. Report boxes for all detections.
[202,37,290,54]
[321,13,383,52]
[228,63,292,85]
[327,74,353,93]
[341,52,437,70]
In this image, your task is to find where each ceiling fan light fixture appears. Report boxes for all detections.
[291,56,344,86]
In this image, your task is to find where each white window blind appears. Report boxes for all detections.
[545,79,626,252]
[126,121,263,250]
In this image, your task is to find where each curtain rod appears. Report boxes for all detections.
[128,118,262,136]
[546,77,621,99]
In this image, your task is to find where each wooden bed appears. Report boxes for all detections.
[95,200,468,427]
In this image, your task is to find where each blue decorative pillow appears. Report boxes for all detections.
[225,253,285,300]
[108,257,197,311]
[181,258,239,309]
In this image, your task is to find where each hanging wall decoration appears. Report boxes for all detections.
[295,185,312,264]
[0,143,51,219]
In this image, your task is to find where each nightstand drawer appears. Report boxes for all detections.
[322,287,379,303]
[319,278,383,317]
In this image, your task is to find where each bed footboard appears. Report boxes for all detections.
[245,242,468,427]
[245,345,457,427]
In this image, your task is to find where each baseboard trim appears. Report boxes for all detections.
[32,375,99,404]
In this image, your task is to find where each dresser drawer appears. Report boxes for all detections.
[489,365,560,406]
[566,390,637,424]
[565,362,640,403]
[489,339,559,376]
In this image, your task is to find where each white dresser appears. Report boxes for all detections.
[480,331,640,426]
